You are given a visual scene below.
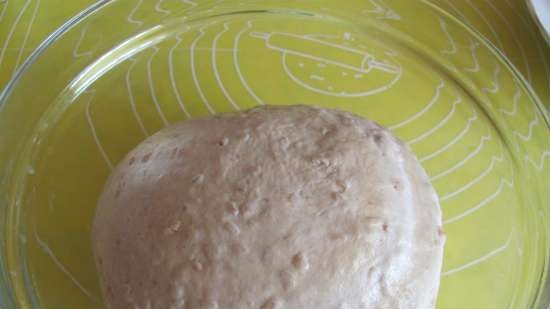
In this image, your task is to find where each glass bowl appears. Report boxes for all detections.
[0,0,549,308]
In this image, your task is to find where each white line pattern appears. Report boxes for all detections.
[191,27,215,114]
[168,35,191,118]
[154,0,170,14]
[126,59,149,137]
[183,0,197,7]
[419,109,478,163]
[127,0,144,26]
[34,229,100,302]
[72,23,93,58]
[513,111,539,142]
[439,18,457,55]
[0,0,8,23]
[482,63,501,93]
[212,23,240,110]
[253,31,400,74]
[525,150,550,171]
[11,0,39,75]
[430,131,491,182]
[0,0,32,68]
[406,96,463,146]
[440,152,504,202]
[147,46,169,126]
[281,51,402,97]
[85,90,113,169]
[520,109,543,147]
[444,177,513,224]
[234,21,266,105]
[500,84,521,116]
[463,39,480,72]
[389,81,444,130]
[442,232,512,277]
[363,0,401,20]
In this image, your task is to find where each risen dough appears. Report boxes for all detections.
[92,105,444,309]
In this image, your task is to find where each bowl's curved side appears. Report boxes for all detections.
[0,2,113,307]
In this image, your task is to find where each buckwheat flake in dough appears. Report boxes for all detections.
[92,105,445,309]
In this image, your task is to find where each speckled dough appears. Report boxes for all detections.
[92,105,445,309]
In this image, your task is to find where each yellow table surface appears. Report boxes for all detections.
[0,1,549,308]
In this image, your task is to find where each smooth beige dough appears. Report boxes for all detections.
[92,105,445,309]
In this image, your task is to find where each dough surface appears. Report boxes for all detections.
[92,105,445,309]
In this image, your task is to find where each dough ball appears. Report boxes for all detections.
[92,105,444,309]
